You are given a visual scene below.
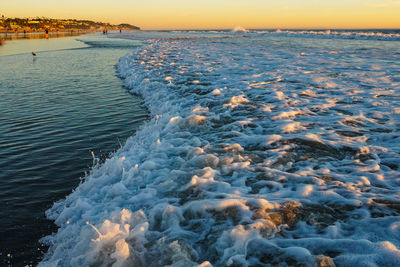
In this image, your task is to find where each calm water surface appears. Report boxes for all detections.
[0,31,86,42]
[0,34,147,266]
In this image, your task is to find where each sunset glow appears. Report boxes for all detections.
[2,0,400,30]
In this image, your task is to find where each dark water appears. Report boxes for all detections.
[0,34,147,266]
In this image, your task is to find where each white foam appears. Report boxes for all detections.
[232,26,248,34]
[269,29,400,41]
[40,31,400,266]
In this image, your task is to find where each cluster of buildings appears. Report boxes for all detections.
[0,16,139,33]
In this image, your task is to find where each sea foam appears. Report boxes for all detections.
[232,26,248,34]
[40,31,400,266]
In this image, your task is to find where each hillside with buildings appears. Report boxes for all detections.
[0,16,140,33]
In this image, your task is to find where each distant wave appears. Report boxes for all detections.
[267,29,400,41]
[232,26,248,33]
[102,29,400,42]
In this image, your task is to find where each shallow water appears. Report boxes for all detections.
[0,34,147,266]
[40,30,400,267]
[0,31,86,42]
[0,35,89,56]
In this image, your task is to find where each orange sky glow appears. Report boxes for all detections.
[1,0,400,30]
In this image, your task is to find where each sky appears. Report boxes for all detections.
[1,0,400,30]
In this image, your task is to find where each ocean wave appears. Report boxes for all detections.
[40,34,400,266]
[108,29,400,42]
[232,26,248,34]
[267,29,400,41]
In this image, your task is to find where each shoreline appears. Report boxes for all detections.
[0,30,140,43]
[0,30,94,42]
[0,33,147,266]
[0,31,100,45]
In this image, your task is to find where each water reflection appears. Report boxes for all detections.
[0,34,146,266]
[0,31,90,42]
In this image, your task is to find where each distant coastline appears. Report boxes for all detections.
[0,16,140,34]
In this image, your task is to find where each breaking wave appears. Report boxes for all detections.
[232,26,248,34]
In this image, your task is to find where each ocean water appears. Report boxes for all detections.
[0,34,147,266]
[36,30,400,266]
[4,29,400,266]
